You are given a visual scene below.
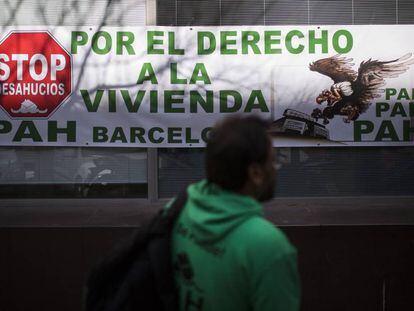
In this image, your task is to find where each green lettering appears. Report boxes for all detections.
[354,120,374,141]
[220,90,242,112]
[48,121,76,142]
[71,31,88,54]
[309,30,328,54]
[0,120,12,134]
[375,120,399,141]
[168,32,184,55]
[170,63,187,84]
[93,127,108,142]
[397,88,410,100]
[121,90,145,113]
[245,90,269,112]
[110,127,127,143]
[241,31,261,54]
[190,91,213,113]
[390,102,407,117]
[185,128,199,144]
[286,30,304,54]
[81,89,104,112]
[332,30,353,53]
[150,90,158,113]
[148,127,164,143]
[13,121,42,142]
[265,31,282,54]
[147,31,164,54]
[201,127,212,142]
[376,102,390,117]
[165,90,185,113]
[190,63,211,84]
[137,63,158,84]
[92,31,112,55]
[116,32,135,55]
[130,127,146,143]
[168,127,182,143]
[198,32,216,55]
[108,90,116,112]
[403,120,414,141]
[385,88,397,100]
[220,31,237,55]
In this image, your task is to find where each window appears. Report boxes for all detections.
[158,147,414,199]
[0,147,148,198]
[158,148,205,198]
[0,0,148,200]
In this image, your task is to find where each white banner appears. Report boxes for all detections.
[0,26,413,147]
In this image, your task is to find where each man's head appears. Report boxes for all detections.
[206,115,276,202]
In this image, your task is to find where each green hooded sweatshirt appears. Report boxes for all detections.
[171,180,300,311]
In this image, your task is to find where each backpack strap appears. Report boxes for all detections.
[150,188,188,235]
[148,189,188,311]
[165,189,188,225]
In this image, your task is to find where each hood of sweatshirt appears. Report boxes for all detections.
[182,179,263,244]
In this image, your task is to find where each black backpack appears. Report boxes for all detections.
[84,190,187,311]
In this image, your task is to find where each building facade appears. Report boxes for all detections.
[0,1,413,310]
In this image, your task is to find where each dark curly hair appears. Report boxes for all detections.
[206,115,271,191]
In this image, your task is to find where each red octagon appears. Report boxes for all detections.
[0,31,72,118]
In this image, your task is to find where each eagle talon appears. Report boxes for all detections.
[340,106,359,123]
[316,90,331,105]
[311,108,322,120]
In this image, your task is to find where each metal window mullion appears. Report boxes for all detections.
[146,0,158,203]
[146,0,157,25]
[147,148,159,202]
[352,0,354,25]
[396,0,399,24]
[219,0,222,26]
[175,0,178,25]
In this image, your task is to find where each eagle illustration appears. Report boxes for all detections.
[309,53,414,124]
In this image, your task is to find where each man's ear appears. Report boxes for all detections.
[247,163,265,186]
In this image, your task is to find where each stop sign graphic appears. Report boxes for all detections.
[0,31,72,118]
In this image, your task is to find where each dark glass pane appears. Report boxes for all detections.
[158,147,414,198]
[159,0,402,26]
[309,0,352,25]
[221,0,265,25]
[0,147,147,198]
[398,0,414,24]
[354,0,396,24]
[158,148,205,198]
[265,0,308,25]
[177,0,220,26]
[275,147,414,197]
[157,0,178,25]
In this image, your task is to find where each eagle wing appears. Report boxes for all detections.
[309,54,358,83]
[354,53,414,112]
